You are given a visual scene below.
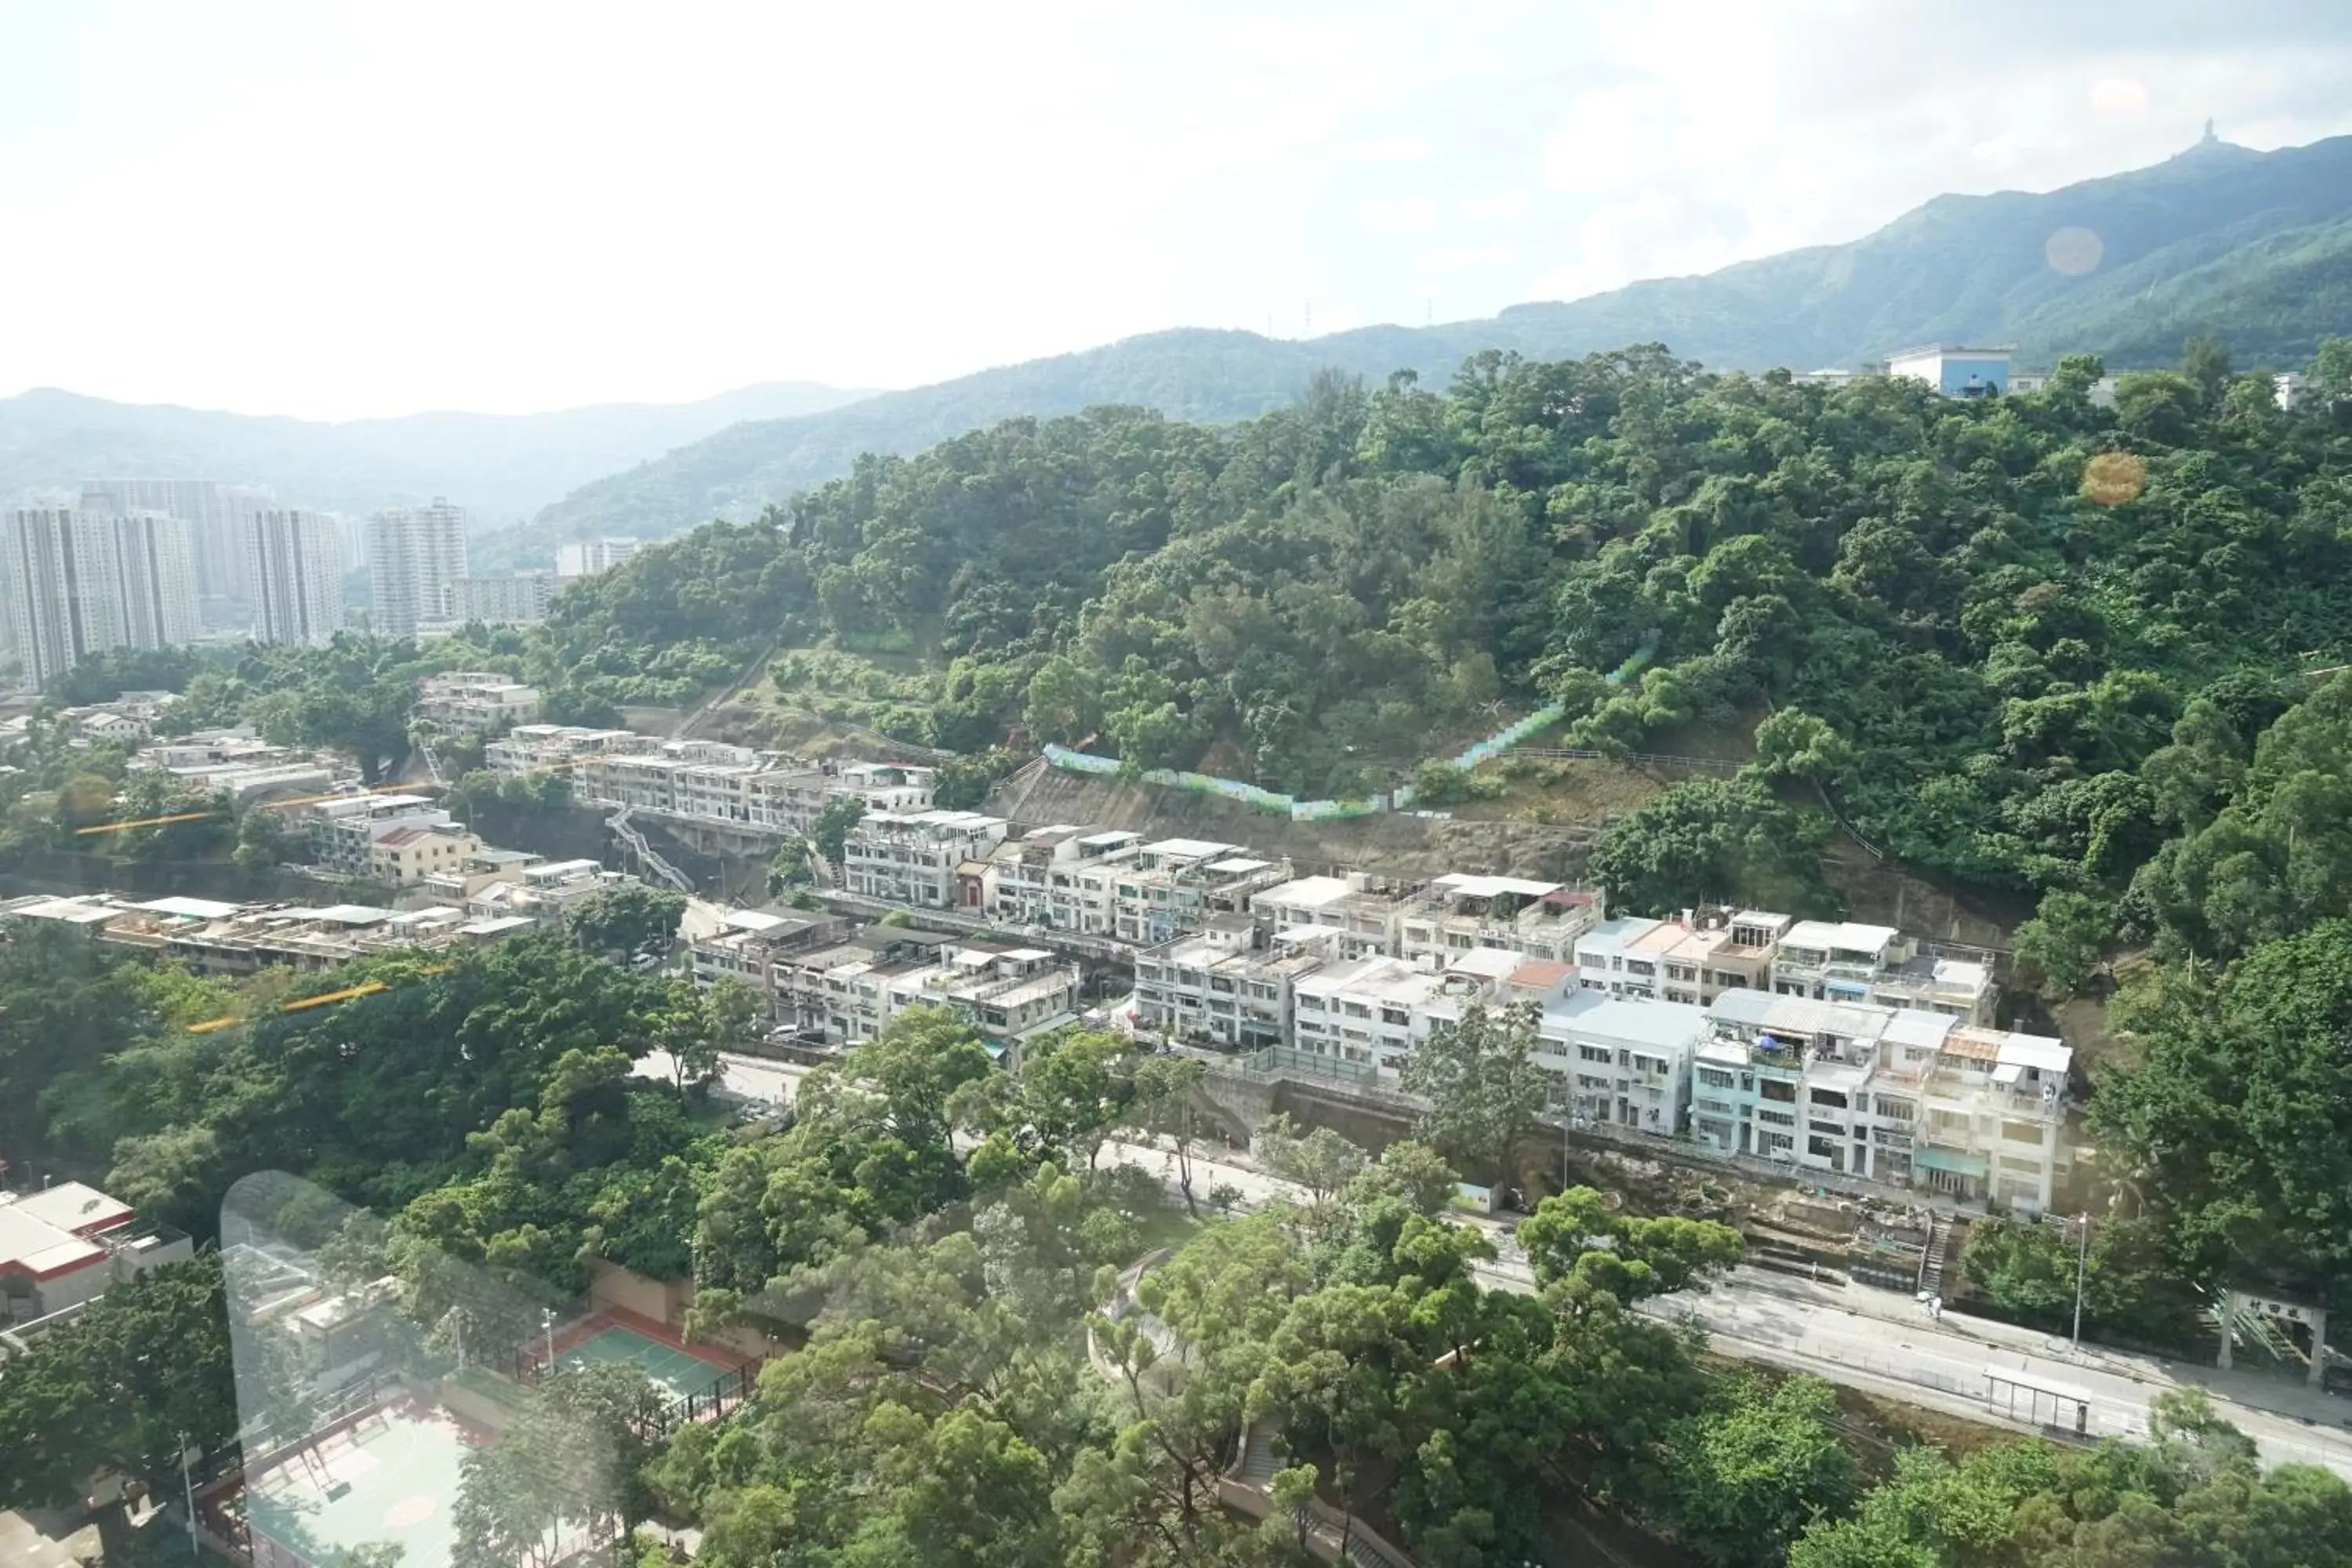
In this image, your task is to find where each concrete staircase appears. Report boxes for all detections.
[608,808,694,893]
[1222,1424,1416,1568]
[1919,1211,1953,1300]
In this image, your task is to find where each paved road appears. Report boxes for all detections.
[633,1050,808,1110]
[1091,1137,2352,1479]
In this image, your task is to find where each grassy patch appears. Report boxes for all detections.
[1131,1202,1208,1260]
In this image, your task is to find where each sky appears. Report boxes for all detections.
[5,0,2352,422]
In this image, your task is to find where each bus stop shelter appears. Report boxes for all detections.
[1985,1364,2092,1436]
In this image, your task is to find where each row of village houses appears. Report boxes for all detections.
[681,815,2073,1214]
[40,706,2074,1214]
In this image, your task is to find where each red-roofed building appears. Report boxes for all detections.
[365,822,486,887]
[0,1182,191,1329]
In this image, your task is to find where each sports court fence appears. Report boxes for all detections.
[506,1308,768,1441]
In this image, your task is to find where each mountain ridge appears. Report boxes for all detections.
[0,379,877,525]
[518,132,2352,550]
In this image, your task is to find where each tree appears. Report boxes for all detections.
[1252,1112,1368,1220]
[1588,778,1837,916]
[2013,888,2114,999]
[699,976,764,1062]
[1517,1185,1741,1303]
[765,837,812,892]
[1650,1375,1860,1568]
[1397,1002,1552,1182]
[1023,655,1101,746]
[0,1254,237,1549]
[566,885,685,956]
[1347,1139,1459,1219]
[1011,1027,1143,1171]
[2181,334,2235,409]
[1751,706,1853,783]
[1129,1054,1209,1214]
[234,801,301,870]
[1959,1218,2078,1322]
[2092,920,2352,1298]
[810,794,867,866]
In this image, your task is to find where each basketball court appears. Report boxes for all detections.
[240,1397,465,1568]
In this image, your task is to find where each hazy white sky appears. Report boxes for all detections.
[5,0,2351,420]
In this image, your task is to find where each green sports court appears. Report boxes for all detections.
[551,1319,744,1406]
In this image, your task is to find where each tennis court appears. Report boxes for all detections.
[556,1321,741,1405]
[242,1398,464,1568]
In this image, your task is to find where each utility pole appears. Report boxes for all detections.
[179,1431,197,1558]
[2071,1210,2090,1350]
[542,1306,557,1377]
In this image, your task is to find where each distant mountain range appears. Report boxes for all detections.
[0,381,872,527]
[13,131,2352,559]
[523,130,2352,550]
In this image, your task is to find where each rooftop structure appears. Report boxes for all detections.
[483,726,936,842]
[768,925,1077,1051]
[1537,991,1712,1138]
[1250,873,1416,958]
[0,1181,192,1328]
[1,891,557,972]
[129,728,351,804]
[1773,919,1995,1023]
[684,901,856,1017]
[415,671,543,732]
[1886,344,2013,399]
[1399,874,1603,966]
[843,809,1008,909]
[555,537,641,579]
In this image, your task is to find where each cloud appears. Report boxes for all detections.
[1356,198,1439,236]
[2090,76,2151,115]
[1339,136,1432,162]
[9,0,2352,419]
[1419,246,1521,274]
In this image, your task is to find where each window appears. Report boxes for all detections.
[1298,993,1324,1011]
[1696,1066,1734,1089]
[1873,1094,1914,1120]
[1809,1087,1849,1109]
[1759,1079,1797,1103]
[1578,1044,1613,1065]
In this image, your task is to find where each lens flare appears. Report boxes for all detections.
[2045,226,2104,276]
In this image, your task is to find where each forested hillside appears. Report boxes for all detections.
[528,335,2352,1308]
[530,133,2352,542]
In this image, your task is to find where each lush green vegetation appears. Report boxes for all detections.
[6,916,2352,1566]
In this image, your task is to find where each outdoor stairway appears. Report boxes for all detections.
[608,807,693,893]
[1919,1212,1952,1300]
[1226,1424,1416,1568]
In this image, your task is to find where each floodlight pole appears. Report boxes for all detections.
[543,1307,557,1375]
[179,1430,197,1558]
